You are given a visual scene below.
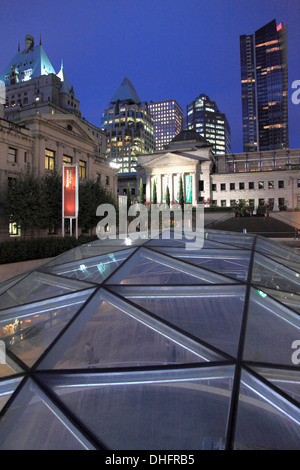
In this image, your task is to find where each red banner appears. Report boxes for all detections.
[63,165,78,218]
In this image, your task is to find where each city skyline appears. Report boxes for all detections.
[0,0,299,153]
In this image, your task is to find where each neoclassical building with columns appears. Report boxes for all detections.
[120,129,300,213]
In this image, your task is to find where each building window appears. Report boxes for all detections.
[45,149,55,170]
[297,179,300,188]
[105,176,110,186]
[8,147,17,163]
[268,181,274,189]
[259,198,265,206]
[239,182,245,190]
[199,180,204,191]
[212,183,216,191]
[258,181,264,189]
[9,222,20,237]
[230,183,235,191]
[230,199,236,207]
[249,199,255,208]
[249,182,254,190]
[63,155,73,164]
[79,160,87,179]
[220,183,226,191]
[221,200,226,207]
[278,197,285,207]
[278,180,284,189]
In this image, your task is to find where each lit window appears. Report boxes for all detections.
[63,155,73,164]
[9,221,20,237]
[45,149,55,170]
[79,160,87,179]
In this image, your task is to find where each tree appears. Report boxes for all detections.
[40,170,62,233]
[178,176,184,210]
[78,179,117,233]
[153,180,157,204]
[4,165,44,236]
[165,185,170,206]
[139,178,144,205]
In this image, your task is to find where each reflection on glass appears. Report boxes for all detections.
[234,370,300,449]
[111,285,245,357]
[243,288,300,365]
[0,271,93,310]
[106,248,236,286]
[41,249,135,284]
[41,366,235,450]
[0,378,89,450]
[0,289,94,369]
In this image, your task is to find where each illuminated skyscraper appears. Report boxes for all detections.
[148,100,183,151]
[183,94,231,156]
[240,19,288,152]
[101,77,155,173]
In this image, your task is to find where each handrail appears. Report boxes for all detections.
[269,211,300,230]
[204,211,234,228]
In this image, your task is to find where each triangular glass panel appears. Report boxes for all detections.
[110,285,246,358]
[0,376,24,412]
[0,352,24,379]
[40,365,235,450]
[204,230,255,249]
[233,369,300,449]
[149,248,250,282]
[0,271,94,310]
[249,366,300,405]
[40,248,136,284]
[145,229,239,249]
[43,238,145,268]
[0,378,93,449]
[243,288,300,365]
[260,288,300,313]
[0,273,28,296]
[251,252,300,293]
[0,289,95,368]
[105,247,236,285]
[255,237,300,272]
[37,289,225,370]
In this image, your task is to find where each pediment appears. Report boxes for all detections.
[41,115,98,144]
[141,151,209,168]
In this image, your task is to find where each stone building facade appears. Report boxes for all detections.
[0,111,117,240]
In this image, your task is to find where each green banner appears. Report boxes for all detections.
[185,174,192,203]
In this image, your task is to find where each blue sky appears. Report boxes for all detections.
[1,0,299,152]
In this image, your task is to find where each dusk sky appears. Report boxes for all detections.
[1,0,299,153]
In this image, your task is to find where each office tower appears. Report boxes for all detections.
[240,19,288,152]
[101,77,155,173]
[148,100,183,151]
[183,94,231,156]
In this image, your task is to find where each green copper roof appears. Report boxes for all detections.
[110,77,141,104]
[0,38,56,85]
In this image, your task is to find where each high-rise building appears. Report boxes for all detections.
[240,19,288,152]
[101,77,155,173]
[148,100,183,151]
[183,94,231,156]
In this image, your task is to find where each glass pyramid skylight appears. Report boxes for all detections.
[0,229,299,450]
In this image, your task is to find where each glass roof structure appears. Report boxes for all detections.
[0,229,299,450]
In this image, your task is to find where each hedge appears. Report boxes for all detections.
[0,235,98,265]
